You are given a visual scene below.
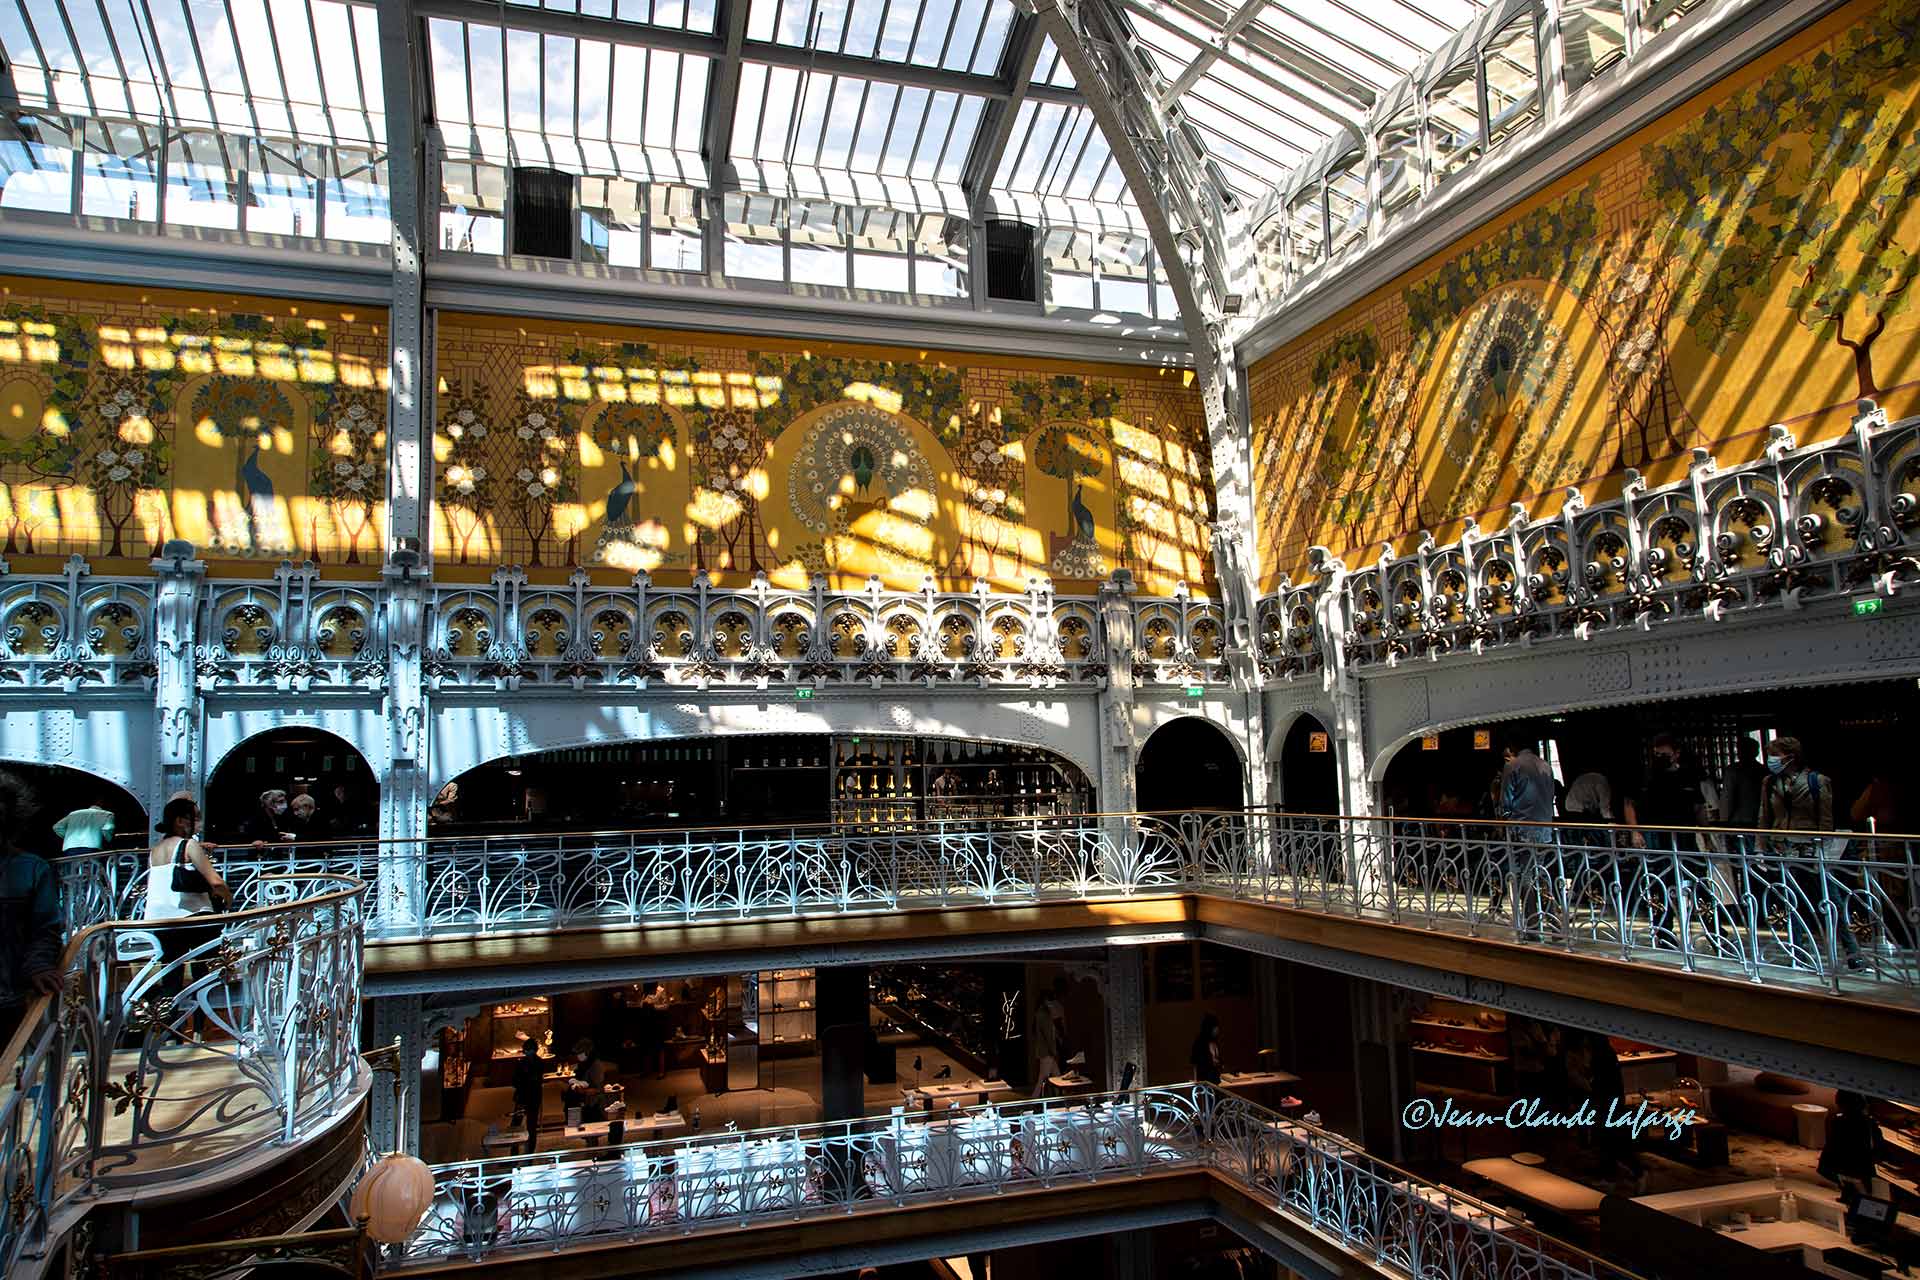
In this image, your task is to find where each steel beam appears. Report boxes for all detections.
[378,0,428,555]
[703,0,750,193]
[961,12,1050,213]
[410,0,1082,105]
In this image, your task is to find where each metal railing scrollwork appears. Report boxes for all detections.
[0,872,368,1275]
[399,1084,1639,1280]
[54,809,1918,999]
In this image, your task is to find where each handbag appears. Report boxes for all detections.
[171,837,213,896]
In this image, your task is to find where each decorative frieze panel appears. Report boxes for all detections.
[0,555,155,691]
[1263,404,1920,676]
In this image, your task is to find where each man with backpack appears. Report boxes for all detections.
[1760,736,1862,972]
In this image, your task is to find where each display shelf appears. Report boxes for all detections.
[1411,1018,1507,1034]
[1412,1045,1511,1063]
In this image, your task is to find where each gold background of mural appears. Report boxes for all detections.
[432,313,1215,594]
[0,279,390,567]
[1249,0,1920,589]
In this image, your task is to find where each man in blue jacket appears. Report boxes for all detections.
[0,770,63,1048]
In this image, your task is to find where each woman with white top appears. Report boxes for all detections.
[146,797,231,1005]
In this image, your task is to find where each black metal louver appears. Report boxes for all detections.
[511,167,575,260]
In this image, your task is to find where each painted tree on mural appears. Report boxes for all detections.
[1643,0,1920,398]
[0,308,88,554]
[436,378,498,565]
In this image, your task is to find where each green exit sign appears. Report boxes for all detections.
[794,686,815,699]
[1184,685,1205,698]
[1853,597,1884,617]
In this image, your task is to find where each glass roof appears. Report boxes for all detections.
[427,14,708,180]
[1117,0,1485,202]
[1,0,386,146]
[0,0,1504,262]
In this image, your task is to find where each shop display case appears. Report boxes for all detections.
[488,997,552,1060]
[1408,997,1510,1096]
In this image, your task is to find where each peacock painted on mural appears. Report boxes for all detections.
[605,459,636,527]
[237,444,274,548]
[1068,482,1095,542]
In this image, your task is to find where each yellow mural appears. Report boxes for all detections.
[0,279,389,566]
[1249,0,1920,590]
[432,314,1214,594]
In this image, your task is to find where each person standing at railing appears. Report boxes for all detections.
[1623,735,1710,940]
[1851,766,1913,952]
[1495,737,1557,941]
[52,799,117,858]
[145,798,233,1012]
[1759,737,1862,973]
[1719,738,1767,858]
[0,770,63,1048]
[241,790,297,847]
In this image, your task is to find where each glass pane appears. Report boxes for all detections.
[244,141,319,236]
[1376,114,1421,214]
[648,183,703,271]
[1286,187,1325,271]
[326,153,391,244]
[914,213,968,298]
[1042,226,1093,310]
[1424,63,1481,181]
[849,205,910,293]
[0,131,73,214]
[1640,0,1709,37]
[578,174,645,267]
[1094,231,1149,315]
[164,131,240,230]
[1325,151,1367,256]
[1562,1,1627,89]
[440,160,507,254]
[1484,15,1540,147]
[80,126,159,221]
[723,190,784,281]
[789,199,846,286]
[1252,215,1288,299]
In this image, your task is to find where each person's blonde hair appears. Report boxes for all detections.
[290,794,316,816]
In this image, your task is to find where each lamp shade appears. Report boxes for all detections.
[350,1153,436,1244]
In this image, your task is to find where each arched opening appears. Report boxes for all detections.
[432,733,1094,834]
[0,762,146,856]
[1135,718,1243,813]
[1275,714,1339,814]
[205,729,378,842]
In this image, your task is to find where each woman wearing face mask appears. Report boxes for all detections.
[1760,737,1861,971]
[241,790,296,848]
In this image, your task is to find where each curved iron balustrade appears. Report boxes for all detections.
[0,872,368,1275]
[402,1083,1640,1280]
[53,810,1918,997]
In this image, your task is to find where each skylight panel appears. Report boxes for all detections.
[429,19,471,127]
[909,0,957,66]
[543,34,576,135]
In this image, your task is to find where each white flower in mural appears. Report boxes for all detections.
[456,408,478,426]
[539,467,559,487]
[335,461,355,477]
[469,423,487,440]
[358,461,376,478]
[516,468,535,483]
[107,466,132,482]
[97,449,120,467]
[123,450,144,467]
[516,425,536,441]
[526,411,548,429]
[525,481,547,498]
[342,402,376,434]
[469,465,486,483]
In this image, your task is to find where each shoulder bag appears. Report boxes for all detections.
[171,837,214,896]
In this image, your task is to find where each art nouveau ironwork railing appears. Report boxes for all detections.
[1258,402,1920,678]
[398,1084,1638,1280]
[0,872,367,1275]
[1192,811,1919,994]
[57,810,1917,997]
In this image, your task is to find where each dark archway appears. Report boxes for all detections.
[1276,714,1339,814]
[0,762,146,857]
[1135,718,1243,813]
[434,733,1096,835]
[205,729,378,842]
